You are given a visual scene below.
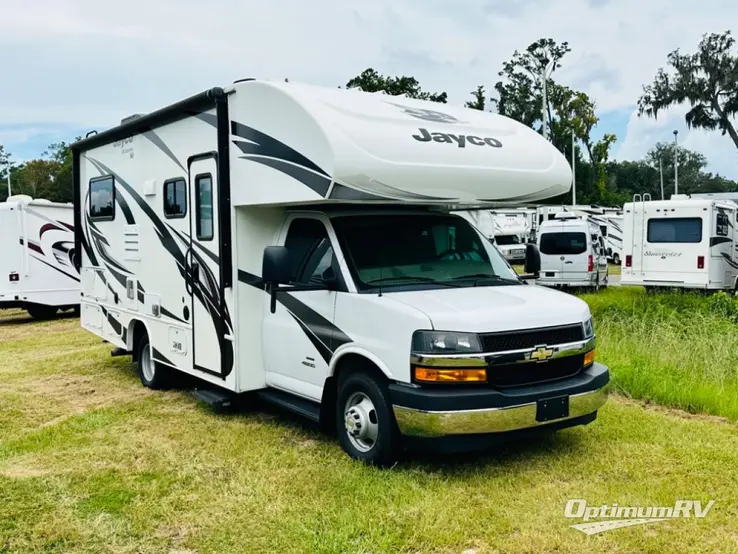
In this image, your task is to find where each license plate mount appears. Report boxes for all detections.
[536,395,569,422]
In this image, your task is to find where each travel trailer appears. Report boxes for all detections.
[621,194,738,291]
[536,213,609,290]
[491,210,531,263]
[451,209,497,241]
[0,195,79,319]
[71,79,609,466]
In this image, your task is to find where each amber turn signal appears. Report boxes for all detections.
[414,367,487,383]
[584,349,595,367]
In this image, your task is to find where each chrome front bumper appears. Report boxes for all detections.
[392,387,608,438]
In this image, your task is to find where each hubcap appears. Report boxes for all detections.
[141,344,155,382]
[344,392,379,453]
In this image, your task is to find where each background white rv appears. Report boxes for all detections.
[72,79,609,466]
[490,210,531,263]
[621,194,738,291]
[0,195,79,319]
[536,213,609,289]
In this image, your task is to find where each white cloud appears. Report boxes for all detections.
[1,0,737,176]
[617,106,738,178]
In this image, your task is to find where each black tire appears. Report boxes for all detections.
[135,333,171,390]
[335,371,400,467]
[26,304,58,320]
[613,254,620,265]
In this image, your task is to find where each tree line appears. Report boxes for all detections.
[2,30,737,207]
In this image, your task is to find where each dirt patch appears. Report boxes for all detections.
[613,394,737,426]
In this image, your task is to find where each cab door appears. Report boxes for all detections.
[262,216,341,400]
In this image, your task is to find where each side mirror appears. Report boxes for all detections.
[524,243,541,276]
[321,266,340,290]
[262,246,292,285]
[262,246,292,313]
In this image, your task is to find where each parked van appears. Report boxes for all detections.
[536,214,608,289]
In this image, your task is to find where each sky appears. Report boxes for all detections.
[1,0,737,178]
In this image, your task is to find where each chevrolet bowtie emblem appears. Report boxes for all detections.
[530,346,554,362]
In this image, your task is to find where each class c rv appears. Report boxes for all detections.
[0,195,80,319]
[621,194,738,292]
[71,79,609,466]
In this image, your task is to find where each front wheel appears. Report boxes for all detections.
[336,371,400,467]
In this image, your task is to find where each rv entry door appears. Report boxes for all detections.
[187,155,222,376]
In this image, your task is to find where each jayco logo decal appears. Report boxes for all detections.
[412,127,503,148]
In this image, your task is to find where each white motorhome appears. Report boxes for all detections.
[71,79,609,465]
[536,214,609,290]
[621,194,738,291]
[451,209,497,241]
[0,195,80,319]
[491,210,530,263]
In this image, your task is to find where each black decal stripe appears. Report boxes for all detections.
[289,314,332,364]
[100,307,122,336]
[143,130,186,172]
[329,183,395,202]
[192,112,218,127]
[238,155,331,196]
[238,270,264,288]
[721,252,738,269]
[29,254,81,283]
[39,223,63,237]
[710,237,733,247]
[152,347,175,367]
[230,121,330,178]
[116,190,135,224]
[20,238,44,255]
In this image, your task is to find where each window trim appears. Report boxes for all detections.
[163,177,187,219]
[647,217,703,244]
[89,175,116,222]
[194,172,214,241]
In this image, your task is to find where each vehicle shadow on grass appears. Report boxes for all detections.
[208,395,587,472]
[0,310,78,327]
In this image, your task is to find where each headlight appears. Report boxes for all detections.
[412,331,483,354]
[582,316,594,339]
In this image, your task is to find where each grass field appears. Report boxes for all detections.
[2,298,738,553]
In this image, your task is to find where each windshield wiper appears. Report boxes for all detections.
[450,273,521,285]
[366,275,458,287]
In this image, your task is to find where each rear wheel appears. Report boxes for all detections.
[613,253,621,265]
[135,333,171,390]
[336,371,400,467]
[26,304,58,320]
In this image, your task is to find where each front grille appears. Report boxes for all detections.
[480,324,584,353]
[488,354,585,388]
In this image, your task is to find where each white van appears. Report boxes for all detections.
[71,79,610,465]
[536,215,608,289]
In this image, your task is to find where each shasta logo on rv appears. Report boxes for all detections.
[412,128,503,148]
[644,250,683,257]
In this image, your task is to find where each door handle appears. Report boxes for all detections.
[192,262,200,282]
[565,261,573,264]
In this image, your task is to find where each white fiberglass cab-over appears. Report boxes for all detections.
[71,79,609,466]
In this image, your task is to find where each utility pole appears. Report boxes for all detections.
[2,156,10,198]
[659,157,664,200]
[673,130,679,195]
[541,72,548,139]
[571,129,576,205]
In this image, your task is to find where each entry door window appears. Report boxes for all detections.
[195,174,213,240]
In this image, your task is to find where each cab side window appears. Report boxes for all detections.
[283,218,338,286]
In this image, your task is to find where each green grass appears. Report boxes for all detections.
[2,309,738,552]
[581,287,738,420]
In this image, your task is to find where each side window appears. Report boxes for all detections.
[90,176,115,221]
[717,213,729,237]
[195,174,213,240]
[283,218,337,286]
[163,178,187,219]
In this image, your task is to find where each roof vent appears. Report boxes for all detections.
[121,113,145,125]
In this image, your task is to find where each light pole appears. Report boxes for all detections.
[659,157,664,200]
[571,129,576,205]
[673,130,679,195]
[1,156,10,197]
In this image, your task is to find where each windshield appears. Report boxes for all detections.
[495,235,523,246]
[540,232,587,255]
[331,213,521,291]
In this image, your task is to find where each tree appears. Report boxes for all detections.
[644,141,711,195]
[465,85,487,110]
[638,31,738,149]
[345,68,448,102]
